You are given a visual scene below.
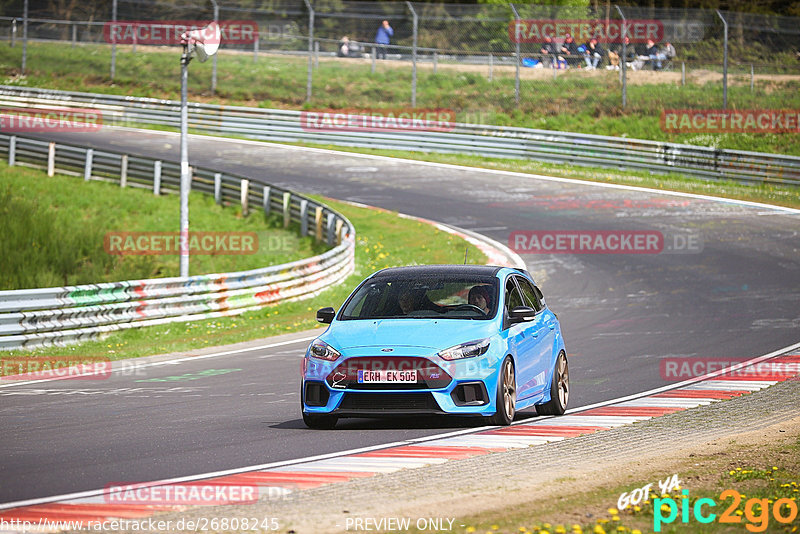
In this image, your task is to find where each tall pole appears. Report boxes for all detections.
[211,0,218,94]
[111,0,117,81]
[615,5,627,109]
[303,0,314,103]
[717,10,728,109]
[179,47,190,278]
[509,3,520,107]
[21,0,27,74]
[407,2,418,108]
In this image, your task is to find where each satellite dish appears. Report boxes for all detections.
[181,21,220,63]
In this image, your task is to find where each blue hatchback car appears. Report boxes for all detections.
[301,265,569,429]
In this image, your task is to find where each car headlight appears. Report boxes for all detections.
[309,339,341,361]
[438,338,490,361]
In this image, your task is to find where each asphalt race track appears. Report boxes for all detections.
[2,128,799,505]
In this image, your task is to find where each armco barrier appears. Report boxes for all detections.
[0,133,355,351]
[0,86,798,185]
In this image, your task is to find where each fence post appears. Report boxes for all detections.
[211,0,218,95]
[303,0,314,103]
[21,0,27,74]
[750,64,754,92]
[326,214,336,246]
[263,185,271,215]
[111,0,117,81]
[10,18,15,48]
[8,136,15,166]
[315,206,323,243]
[433,51,437,74]
[509,3,521,107]
[153,160,162,194]
[240,178,249,216]
[119,154,128,187]
[299,199,309,236]
[371,46,376,73]
[488,52,493,81]
[407,1,418,108]
[84,148,94,181]
[72,23,77,48]
[681,62,685,86]
[615,5,627,109]
[253,34,259,62]
[214,172,222,204]
[47,142,55,177]
[282,191,291,228]
[314,40,319,69]
[717,10,728,109]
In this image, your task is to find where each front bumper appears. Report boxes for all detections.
[302,347,501,417]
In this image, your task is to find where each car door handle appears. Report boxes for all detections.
[547,321,556,330]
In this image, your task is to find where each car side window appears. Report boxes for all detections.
[517,277,544,312]
[505,278,524,314]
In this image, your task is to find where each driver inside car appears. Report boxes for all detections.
[468,285,492,314]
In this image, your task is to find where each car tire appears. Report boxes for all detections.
[302,411,338,430]
[488,356,516,426]
[537,351,569,416]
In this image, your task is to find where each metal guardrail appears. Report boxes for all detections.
[0,86,797,186]
[0,133,355,351]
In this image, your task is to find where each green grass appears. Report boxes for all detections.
[2,41,799,155]
[0,163,325,289]
[5,195,488,359]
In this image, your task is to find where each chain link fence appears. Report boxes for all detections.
[0,1,798,151]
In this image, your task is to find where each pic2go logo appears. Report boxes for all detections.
[654,489,799,532]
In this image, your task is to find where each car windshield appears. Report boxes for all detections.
[340,275,499,320]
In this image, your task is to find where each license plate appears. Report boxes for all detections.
[357,370,418,383]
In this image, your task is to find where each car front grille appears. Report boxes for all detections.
[338,392,440,413]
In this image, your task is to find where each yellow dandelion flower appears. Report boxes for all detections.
[607,509,618,516]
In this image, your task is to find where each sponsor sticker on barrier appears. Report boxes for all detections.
[0,357,112,380]
[508,230,703,255]
[103,20,258,45]
[104,232,258,256]
[300,108,456,133]
[661,109,800,133]
[0,108,102,133]
[509,19,664,43]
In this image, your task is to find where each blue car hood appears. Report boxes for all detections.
[322,318,497,351]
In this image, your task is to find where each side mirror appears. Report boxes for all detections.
[508,305,536,323]
[316,307,336,324]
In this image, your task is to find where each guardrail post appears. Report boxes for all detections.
[120,154,128,187]
[335,219,344,245]
[326,213,336,246]
[315,206,323,243]
[299,199,309,236]
[240,178,250,216]
[8,136,15,166]
[47,142,55,177]
[282,191,291,228]
[153,160,162,194]
[263,185,271,215]
[214,173,222,204]
[84,148,94,181]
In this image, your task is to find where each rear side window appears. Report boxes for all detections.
[504,278,524,312]
[517,277,544,312]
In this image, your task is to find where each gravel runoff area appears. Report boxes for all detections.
[93,365,800,534]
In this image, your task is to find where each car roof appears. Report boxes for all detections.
[372,264,503,278]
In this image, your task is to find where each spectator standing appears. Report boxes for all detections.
[583,38,605,69]
[375,20,393,60]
